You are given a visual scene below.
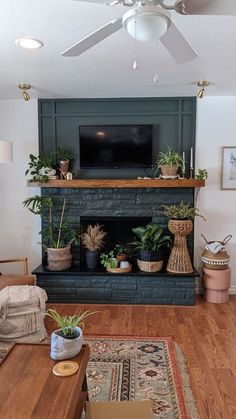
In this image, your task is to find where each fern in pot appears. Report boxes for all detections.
[153,146,183,179]
[80,223,106,269]
[46,308,98,360]
[131,223,171,272]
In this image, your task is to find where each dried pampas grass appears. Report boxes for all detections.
[81,224,106,251]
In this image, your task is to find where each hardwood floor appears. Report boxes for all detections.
[45,296,236,419]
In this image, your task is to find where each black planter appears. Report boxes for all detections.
[139,249,162,262]
[85,250,99,269]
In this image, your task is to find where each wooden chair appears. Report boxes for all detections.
[0,257,36,290]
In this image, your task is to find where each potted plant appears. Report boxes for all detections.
[25,153,56,183]
[80,223,106,269]
[22,195,77,271]
[153,146,183,179]
[45,308,98,360]
[131,223,172,272]
[100,250,131,273]
[162,201,205,274]
[195,168,208,180]
[113,244,128,261]
[56,147,74,179]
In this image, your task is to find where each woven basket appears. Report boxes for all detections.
[201,249,230,270]
[47,246,72,271]
[137,259,163,273]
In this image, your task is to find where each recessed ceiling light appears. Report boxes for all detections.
[15,38,43,49]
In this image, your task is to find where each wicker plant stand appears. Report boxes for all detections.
[167,219,193,274]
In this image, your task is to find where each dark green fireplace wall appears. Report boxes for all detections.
[38,97,196,178]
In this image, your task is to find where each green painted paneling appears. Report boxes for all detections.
[38,97,196,178]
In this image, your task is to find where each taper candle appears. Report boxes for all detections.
[190,147,193,169]
[182,151,186,173]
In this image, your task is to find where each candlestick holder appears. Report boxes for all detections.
[189,168,194,179]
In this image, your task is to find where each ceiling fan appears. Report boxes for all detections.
[62,0,236,63]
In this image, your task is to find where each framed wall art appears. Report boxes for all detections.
[221,146,236,189]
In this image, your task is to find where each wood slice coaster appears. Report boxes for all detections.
[53,361,79,377]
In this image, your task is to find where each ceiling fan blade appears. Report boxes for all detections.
[62,18,123,57]
[160,22,198,63]
[175,0,236,15]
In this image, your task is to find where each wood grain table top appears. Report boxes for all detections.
[0,343,90,419]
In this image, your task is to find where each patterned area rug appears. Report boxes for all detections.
[84,336,199,419]
[0,336,199,419]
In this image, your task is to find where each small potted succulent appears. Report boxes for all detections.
[131,223,171,272]
[153,146,183,179]
[46,308,98,360]
[195,168,208,180]
[80,223,106,269]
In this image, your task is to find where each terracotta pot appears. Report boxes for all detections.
[160,164,178,179]
[167,219,193,274]
[203,267,231,303]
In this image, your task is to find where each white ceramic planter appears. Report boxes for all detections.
[50,326,83,360]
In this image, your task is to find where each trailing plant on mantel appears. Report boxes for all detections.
[162,201,205,220]
[22,195,77,248]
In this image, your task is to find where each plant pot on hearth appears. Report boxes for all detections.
[80,224,106,269]
[131,224,172,273]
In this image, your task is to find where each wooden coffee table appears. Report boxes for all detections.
[0,343,90,419]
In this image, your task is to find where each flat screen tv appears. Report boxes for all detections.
[79,124,153,169]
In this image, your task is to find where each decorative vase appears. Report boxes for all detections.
[166,219,193,274]
[50,326,83,360]
[85,250,99,269]
[47,245,72,271]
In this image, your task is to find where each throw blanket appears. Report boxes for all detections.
[0,285,47,342]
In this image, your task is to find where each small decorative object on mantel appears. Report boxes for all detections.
[55,147,74,180]
[46,308,98,360]
[162,201,205,274]
[131,223,171,273]
[153,146,183,179]
[189,147,194,179]
[195,168,208,180]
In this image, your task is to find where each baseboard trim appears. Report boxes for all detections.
[229,286,236,294]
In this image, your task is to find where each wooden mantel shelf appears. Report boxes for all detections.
[27,178,205,188]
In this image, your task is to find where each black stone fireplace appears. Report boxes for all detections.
[33,186,198,306]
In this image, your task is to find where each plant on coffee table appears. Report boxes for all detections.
[46,308,98,360]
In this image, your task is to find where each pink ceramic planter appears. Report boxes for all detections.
[203,267,231,303]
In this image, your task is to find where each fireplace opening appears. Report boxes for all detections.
[80,216,152,267]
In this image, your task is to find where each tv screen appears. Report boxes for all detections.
[79,124,153,169]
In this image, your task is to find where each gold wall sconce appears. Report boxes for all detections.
[197,80,209,99]
[18,83,31,101]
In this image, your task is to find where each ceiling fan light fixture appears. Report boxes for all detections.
[122,6,171,42]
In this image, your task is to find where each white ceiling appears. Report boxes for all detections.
[1,0,236,99]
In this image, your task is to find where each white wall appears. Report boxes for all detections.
[195,97,236,292]
[0,99,41,274]
[0,97,235,291]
